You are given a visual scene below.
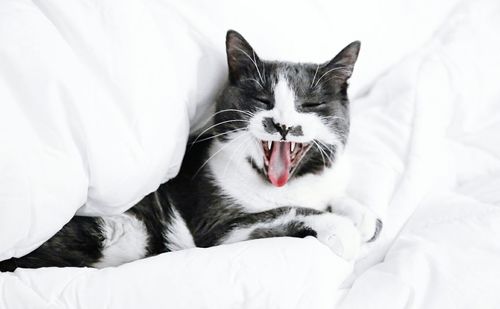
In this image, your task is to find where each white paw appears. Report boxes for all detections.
[303,213,361,261]
[357,211,383,243]
[329,197,383,243]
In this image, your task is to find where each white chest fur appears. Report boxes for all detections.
[208,140,351,213]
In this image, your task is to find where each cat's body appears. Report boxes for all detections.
[0,31,381,272]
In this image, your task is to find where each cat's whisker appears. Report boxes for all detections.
[222,135,252,179]
[321,142,336,166]
[312,140,328,169]
[192,132,249,179]
[240,78,264,89]
[234,47,265,86]
[315,138,331,151]
[251,138,261,152]
[190,119,249,146]
[253,49,265,85]
[194,108,254,133]
[310,64,320,88]
[206,109,254,124]
[315,139,336,163]
[191,128,247,145]
[313,66,352,88]
[248,138,262,165]
[316,75,348,88]
[214,108,254,117]
[262,63,266,84]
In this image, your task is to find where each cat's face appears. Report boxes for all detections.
[213,30,360,187]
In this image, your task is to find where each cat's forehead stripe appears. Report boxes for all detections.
[273,74,297,118]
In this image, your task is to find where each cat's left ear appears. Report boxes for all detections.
[321,41,361,82]
[226,30,263,83]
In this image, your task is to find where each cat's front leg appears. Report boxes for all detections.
[220,207,361,260]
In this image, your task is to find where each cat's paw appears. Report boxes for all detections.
[357,211,383,243]
[328,197,383,243]
[303,213,361,261]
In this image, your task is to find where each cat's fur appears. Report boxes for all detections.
[0,30,381,272]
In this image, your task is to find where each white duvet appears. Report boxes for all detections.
[1,0,500,308]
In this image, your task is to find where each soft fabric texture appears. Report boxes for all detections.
[1,0,500,308]
[1,237,351,309]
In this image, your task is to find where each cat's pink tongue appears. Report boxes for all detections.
[268,141,291,187]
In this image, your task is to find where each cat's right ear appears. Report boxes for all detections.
[321,41,361,82]
[226,30,262,82]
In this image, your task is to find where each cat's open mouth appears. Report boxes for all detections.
[261,141,312,187]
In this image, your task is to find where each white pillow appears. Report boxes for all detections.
[0,0,200,259]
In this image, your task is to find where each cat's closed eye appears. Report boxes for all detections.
[302,102,326,108]
[253,96,272,106]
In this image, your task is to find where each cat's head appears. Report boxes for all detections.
[213,30,360,187]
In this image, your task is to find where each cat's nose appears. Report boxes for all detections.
[274,123,289,140]
[262,117,288,139]
[262,117,303,140]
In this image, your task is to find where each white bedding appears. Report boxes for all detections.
[1,237,351,309]
[1,0,500,308]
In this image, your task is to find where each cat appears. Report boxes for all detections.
[0,30,381,272]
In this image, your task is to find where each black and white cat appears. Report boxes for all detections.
[0,30,381,272]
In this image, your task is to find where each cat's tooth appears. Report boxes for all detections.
[291,142,296,152]
[267,141,272,150]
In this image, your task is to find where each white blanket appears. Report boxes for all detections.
[1,0,500,308]
[1,238,351,309]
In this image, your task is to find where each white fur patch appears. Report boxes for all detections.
[209,135,351,213]
[301,213,361,260]
[93,213,149,268]
[329,196,381,242]
[273,76,297,125]
[164,206,196,251]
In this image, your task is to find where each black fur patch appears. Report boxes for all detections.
[250,221,317,239]
[1,216,104,270]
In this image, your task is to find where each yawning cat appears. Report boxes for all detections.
[0,30,381,272]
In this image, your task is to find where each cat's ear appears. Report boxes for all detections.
[321,41,361,82]
[226,30,262,82]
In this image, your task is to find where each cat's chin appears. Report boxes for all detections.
[260,140,312,187]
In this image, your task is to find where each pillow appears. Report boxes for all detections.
[0,0,198,259]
